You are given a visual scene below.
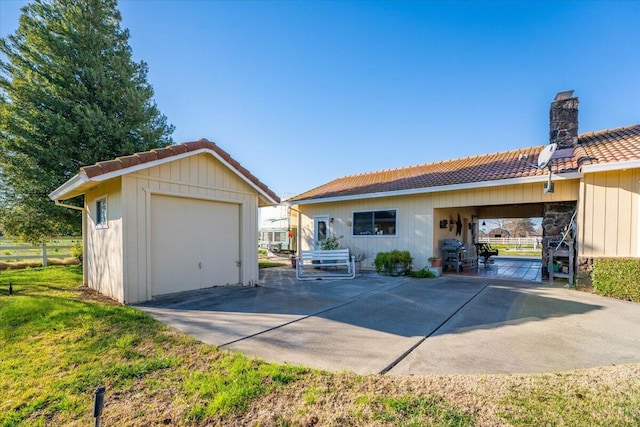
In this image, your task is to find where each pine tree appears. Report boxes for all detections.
[0,0,174,243]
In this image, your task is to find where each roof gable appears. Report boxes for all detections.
[50,139,280,205]
[289,124,640,203]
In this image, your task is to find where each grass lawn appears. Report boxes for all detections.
[259,260,289,269]
[1,267,639,426]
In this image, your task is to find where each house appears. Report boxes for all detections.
[487,228,511,238]
[287,92,640,278]
[49,140,279,304]
[259,205,296,252]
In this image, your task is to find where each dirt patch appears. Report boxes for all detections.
[76,285,121,305]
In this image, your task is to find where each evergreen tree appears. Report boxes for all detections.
[0,0,174,243]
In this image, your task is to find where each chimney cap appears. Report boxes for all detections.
[554,90,575,101]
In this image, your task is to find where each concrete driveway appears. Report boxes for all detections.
[137,267,640,375]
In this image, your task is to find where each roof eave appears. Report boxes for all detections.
[288,171,582,205]
[49,148,280,205]
[48,173,89,201]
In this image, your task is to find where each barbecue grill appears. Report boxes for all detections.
[442,239,467,272]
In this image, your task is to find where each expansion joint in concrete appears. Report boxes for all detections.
[378,282,491,374]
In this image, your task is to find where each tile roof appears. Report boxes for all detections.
[574,125,640,167]
[79,139,280,203]
[289,124,640,202]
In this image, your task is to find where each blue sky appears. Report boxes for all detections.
[1,1,638,199]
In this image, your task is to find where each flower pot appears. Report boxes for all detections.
[430,258,442,268]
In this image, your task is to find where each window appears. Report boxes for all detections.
[353,210,396,236]
[96,197,108,228]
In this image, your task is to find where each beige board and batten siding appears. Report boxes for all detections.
[121,152,259,304]
[579,168,640,257]
[84,177,124,302]
[295,178,580,270]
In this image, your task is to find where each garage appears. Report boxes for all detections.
[49,139,280,304]
[150,195,240,296]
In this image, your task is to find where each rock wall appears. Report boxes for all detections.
[542,201,577,278]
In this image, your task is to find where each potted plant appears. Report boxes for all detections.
[318,235,342,265]
[347,247,367,274]
[374,250,413,276]
[318,234,342,251]
[428,256,442,268]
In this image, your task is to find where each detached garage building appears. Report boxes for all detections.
[49,140,280,304]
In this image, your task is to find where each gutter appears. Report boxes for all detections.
[290,172,583,205]
[580,159,640,174]
[48,173,89,201]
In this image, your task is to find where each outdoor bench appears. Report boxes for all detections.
[475,243,499,266]
[295,249,356,280]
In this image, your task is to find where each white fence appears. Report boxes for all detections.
[478,237,541,247]
[0,237,78,266]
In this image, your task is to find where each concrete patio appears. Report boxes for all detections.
[448,256,543,282]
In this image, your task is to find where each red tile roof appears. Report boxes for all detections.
[289,124,640,202]
[79,139,280,203]
[575,125,640,167]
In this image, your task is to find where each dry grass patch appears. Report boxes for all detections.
[0,257,80,271]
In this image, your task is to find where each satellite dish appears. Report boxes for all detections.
[537,143,557,169]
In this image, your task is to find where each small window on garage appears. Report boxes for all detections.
[96,196,108,229]
[353,209,397,236]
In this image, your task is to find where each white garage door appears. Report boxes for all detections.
[150,195,240,297]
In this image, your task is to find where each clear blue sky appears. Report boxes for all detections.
[1,1,638,199]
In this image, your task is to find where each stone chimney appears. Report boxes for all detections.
[549,90,579,148]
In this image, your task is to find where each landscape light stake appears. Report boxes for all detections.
[9,282,12,295]
[93,386,106,427]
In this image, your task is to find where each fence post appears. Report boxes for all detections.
[42,243,47,267]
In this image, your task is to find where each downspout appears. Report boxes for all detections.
[54,200,87,286]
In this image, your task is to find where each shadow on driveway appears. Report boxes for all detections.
[137,268,640,374]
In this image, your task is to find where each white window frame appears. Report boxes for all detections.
[95,195,108,229]
[313,215,330,249]
[352,208,397,237]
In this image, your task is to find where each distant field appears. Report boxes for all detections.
[492,245,542,257]
[0,237,80,271]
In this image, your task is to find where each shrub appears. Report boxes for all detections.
[374,250,413,276]
[409,268,436,279]
[70,242,83,262]
[319,235,342,250]
[592,258,640,302]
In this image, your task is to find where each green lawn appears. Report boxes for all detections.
[487,244,542,257]
[1,266,639,426]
